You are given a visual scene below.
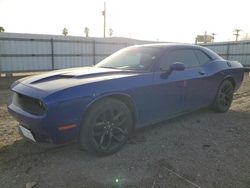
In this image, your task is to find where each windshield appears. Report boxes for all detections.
[95,47,163,71]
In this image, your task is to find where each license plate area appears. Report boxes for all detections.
[19,125,36,142]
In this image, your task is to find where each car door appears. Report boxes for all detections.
[152,48,210,121]
[152,50,187,122]
[186,49,215,109]
[166,48,211,111]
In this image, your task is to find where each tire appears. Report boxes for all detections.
[212,79,234,113]
[79,98,133,156]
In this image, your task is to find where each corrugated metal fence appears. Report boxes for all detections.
[1,33,250,73]
[201,41,250,66]
[0,33,148,73]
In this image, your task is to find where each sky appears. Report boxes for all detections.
[0,0,250,43]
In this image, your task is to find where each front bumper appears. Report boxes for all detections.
[8,82,92,145]
[8,103,79,144]
[17,124,75,148]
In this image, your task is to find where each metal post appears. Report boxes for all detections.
[0,38,2,76]
[93,40,96,65]
[226,42,230,60]
[0,57,2,77]
[50,39,55,70]
[204,31,207,44]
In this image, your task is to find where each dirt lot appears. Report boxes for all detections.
[0,74,250,188]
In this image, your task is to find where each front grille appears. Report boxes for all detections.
[12,92,46,115]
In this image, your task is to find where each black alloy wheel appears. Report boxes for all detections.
[212,80,234,112]
[79,98,133,156]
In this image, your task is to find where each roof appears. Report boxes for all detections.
[129,43,223,60]
[133,43,202,48]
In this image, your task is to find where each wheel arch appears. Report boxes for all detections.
[83,92,138,130]
[223,75,236,90]
[211,75,236,112]
[211,75,236,107]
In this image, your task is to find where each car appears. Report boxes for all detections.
[8,43,244,156]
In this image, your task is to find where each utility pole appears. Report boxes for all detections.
[211,33,216,42]
[233,29,241,41]
[102,2,106,38]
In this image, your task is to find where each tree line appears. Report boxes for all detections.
[62,27,113,38]
[0,26,113,38]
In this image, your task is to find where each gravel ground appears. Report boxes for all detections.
[0,74,250,188]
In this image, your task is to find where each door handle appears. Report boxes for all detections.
[199,70,205,75]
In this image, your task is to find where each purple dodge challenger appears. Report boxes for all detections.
[8,43,244,155]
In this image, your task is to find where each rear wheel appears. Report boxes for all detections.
[79,98,133,156]
[212,80,234,113]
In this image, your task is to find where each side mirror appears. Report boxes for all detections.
[160,62,185,79]
[170,62,185,71]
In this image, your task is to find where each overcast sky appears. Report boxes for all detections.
[0,0,249,43]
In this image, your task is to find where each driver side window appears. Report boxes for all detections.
[159,49,200,70]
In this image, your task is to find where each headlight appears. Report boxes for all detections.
[38,100,46,111]
[12,92,46,115]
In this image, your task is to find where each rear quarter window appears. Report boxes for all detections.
[194,49,212,65]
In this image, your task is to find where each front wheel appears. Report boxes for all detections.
[79,98,133,156]
[212,80,234,113]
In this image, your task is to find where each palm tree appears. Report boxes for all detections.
[109,28,113,37]
[0,26,5,32]
[84,27,89,37]
[62,28,68,36]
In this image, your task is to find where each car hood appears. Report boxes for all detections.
[16,67,140,93]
